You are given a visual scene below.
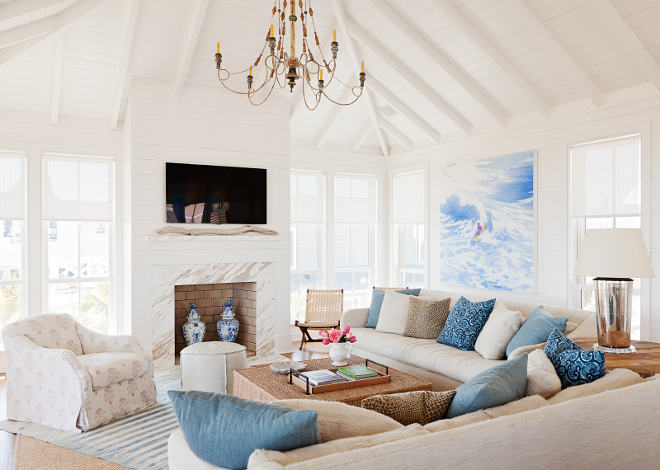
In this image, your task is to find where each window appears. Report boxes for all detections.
[43,154,115,334]
[335,173,377,309]
[393,171,425,288]
[0,151,27,347]
[570,134,642,339]
[290,171,325,322]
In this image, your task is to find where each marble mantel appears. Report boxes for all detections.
[151,262,275,370]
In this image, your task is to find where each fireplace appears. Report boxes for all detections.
[175,282,257,356]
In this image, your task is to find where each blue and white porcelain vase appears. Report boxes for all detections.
[182,302,206,346]
[217,299,239,342]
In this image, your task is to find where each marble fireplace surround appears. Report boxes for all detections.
[151,262,275,370]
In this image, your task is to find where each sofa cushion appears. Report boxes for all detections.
[361,390,456,425]
[366,289,420,328]
[446,353,528,419]
[168,391,321,470]
[272,398,402,442]
[567,312,597,339]
[474,301,522,360]
[547,368,642,404]
[544,328,606,389]
[506,306,568,357]
[404,297,450,340]
[526,349,561,399]
[437,296,496,351]
[376,291,414,335]
[77,352,150,390]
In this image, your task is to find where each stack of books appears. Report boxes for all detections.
[336,365,379,381]
[299,370,346,386]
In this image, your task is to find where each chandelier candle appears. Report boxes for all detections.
[214,0,365,109]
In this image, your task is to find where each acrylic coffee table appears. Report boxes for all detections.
[233,355,433,407]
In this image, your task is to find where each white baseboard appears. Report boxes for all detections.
[275,334,293,354]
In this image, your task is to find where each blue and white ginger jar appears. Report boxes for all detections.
[217,299,239,342]
[182,302,206,346]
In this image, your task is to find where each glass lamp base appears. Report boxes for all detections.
[593,343,636,354]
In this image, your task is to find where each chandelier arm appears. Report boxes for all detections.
[322,87,364,106]
[302,79,322,111]
[247,74,278,106]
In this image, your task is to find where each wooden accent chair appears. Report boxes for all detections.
[295,289,344,350]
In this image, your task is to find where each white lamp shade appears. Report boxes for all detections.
[574,229,656,278]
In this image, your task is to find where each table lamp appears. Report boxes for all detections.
[574,229,656,353]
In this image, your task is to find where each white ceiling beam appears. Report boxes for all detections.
[593,0,660,92]
[50,34,63,125]
[0,0,111,67]
[110,0,141,130]
[369,0,506,128]
[379,117,412,151]
[368,75,440,143]
[329,0,388,157]
[347,18,472,136]
[0,0,68,22]
[426,0,551,119]
[508,0,604,107]
[174,0,210,96]
[353,122,374,153]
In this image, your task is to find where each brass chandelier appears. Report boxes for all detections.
[214,0,366,110]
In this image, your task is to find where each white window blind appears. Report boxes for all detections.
[335,173,378,224]
[570,134,641,218]
[291,171,325,223]
[393,171,424,224]
[0,150,27,220]
[43,154,114,222]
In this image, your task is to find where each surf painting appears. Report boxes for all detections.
[439,150,536,293]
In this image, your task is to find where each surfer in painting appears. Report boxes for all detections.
[473,222,487,241]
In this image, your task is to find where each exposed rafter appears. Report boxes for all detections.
[51,34,63,125]
[379,117,412,151]
[347,18,472,136]
[329,0,388,157]
[594,0,660,92]
[509,0,604,107]
[0,0,68,23]
[426,0,551,119]
[174,0,210,96]
[352,122,374,153]
[110,0,141,130]
[314,89,352,149]
[369,0,507,128]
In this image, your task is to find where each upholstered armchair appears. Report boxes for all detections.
[2,313,157,432]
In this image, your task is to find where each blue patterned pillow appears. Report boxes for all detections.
[437,296,496,351]
[544,328,606,389]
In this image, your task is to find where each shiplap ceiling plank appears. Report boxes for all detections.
[368,0,507,128]
[379,116,412,150]
[594,0,660,91]
[0,0,69,23]
[329,0,389,156]
[426,0,551,119]
[352,120,373,152]
[50,33,63,124]
[508,0,605,106]
[315,87,352,149]
[174,0,210,96]
[110,0,141,130]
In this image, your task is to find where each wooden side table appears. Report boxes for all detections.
[574,339,660,378]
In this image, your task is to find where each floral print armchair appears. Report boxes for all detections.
[2,313,157,432]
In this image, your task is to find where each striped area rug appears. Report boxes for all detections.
[0,372,181,470]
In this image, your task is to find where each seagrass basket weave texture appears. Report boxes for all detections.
[304,289,344,325]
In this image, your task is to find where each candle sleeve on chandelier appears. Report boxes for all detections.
[333,29,336,42]
[361,61,364,73]
[320,69,323,80]
[217,42,219,53]
[270,24,274,37]
[249,65,252,76]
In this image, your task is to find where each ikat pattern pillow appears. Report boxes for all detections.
[437,296,496,351]
[544,328,606,389]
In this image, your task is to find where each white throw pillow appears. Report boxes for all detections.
[375,291,414,335]
[526,349,561,399]
[474,301,523,360]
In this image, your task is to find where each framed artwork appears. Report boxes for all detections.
[439,150,537,293]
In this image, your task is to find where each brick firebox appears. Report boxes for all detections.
[174,282,257,356]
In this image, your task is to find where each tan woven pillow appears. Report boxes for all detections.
[361,390,456,426]
[404,297,451,339]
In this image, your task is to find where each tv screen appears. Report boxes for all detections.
[166,163,267,224]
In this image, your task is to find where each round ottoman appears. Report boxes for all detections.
[180,341,248,395]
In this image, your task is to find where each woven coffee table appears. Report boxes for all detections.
[233,355,432,407]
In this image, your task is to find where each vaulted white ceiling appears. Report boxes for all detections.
[1,0,659,156]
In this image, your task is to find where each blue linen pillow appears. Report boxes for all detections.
[505,305,568,357]
[445,353,528,419]
[543,328,606,389]
[366,288,421,328]
[168,391,321,470]
[437,296,496,351]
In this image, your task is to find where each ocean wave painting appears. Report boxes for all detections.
[439,150,536,293]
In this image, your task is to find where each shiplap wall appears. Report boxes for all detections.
[125,81,292,351]
[389,84,660,342]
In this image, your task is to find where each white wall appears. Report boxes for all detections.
[125,81,292,352]
[388,83,660,342]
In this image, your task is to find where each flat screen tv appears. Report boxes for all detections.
[166,163,267,224]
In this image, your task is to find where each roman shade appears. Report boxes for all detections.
[335,173,378,224]
[393,170,424,224]
[0,150,27,220]
[291,170,325,223]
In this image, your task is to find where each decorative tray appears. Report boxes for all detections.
[289,359,390,395]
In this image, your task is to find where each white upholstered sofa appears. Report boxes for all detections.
[2,313,157,432]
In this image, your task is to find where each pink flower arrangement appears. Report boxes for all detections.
[319,325,357,345]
